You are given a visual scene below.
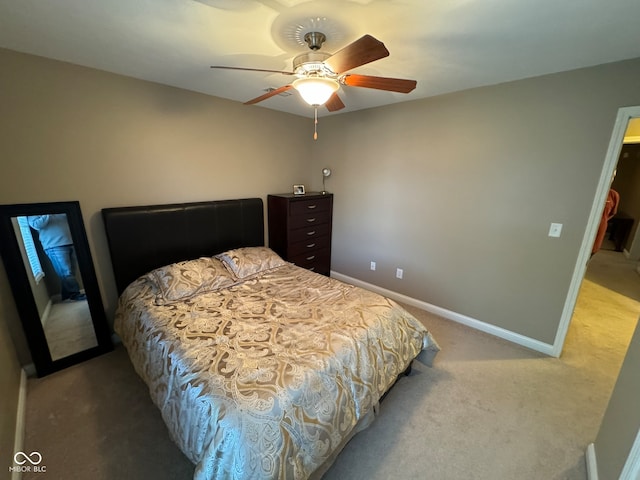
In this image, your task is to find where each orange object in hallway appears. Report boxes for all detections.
[592,188,620,255]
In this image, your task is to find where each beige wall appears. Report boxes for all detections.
[0,47,312,327]
[594,319,640,478]
[5,50,639,358]
[0,262,23,473]
[625,118,640,140]
[313,57,640,345]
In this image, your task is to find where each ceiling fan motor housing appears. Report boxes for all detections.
[293,51,335,76]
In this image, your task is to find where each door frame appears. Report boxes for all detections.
[552,105,640,356]
[554,106,640,480]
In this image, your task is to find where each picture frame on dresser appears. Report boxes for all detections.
[267,192,333,276]
[293,184,305,195]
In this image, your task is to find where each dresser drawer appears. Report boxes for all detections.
[290,198,331,216]
[289,209,331,230]
[289,247,330,275]
[288,235,329,257]
[289,223,330,244]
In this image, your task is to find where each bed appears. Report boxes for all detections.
[102,198,440,480]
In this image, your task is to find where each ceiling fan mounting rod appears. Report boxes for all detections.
[304,32,326,51]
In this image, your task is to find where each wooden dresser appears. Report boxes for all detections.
[267,193,333,275]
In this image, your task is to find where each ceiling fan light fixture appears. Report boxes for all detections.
[292,77,339,106]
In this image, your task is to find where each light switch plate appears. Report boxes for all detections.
[548,223,563,238]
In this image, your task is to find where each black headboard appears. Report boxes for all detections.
[102,198,264,294]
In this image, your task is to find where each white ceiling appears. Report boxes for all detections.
[2,0,640,118]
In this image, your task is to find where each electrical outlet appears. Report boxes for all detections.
[396,268,403,279]
[370,261,376,271]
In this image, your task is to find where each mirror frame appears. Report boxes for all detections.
[0,201,112,376]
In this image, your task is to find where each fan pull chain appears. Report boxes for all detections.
[313,107,318,140]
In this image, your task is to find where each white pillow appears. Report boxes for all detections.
[216,247,286,279]
[147,257,236,305]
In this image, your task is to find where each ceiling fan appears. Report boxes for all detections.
[211,32,417,114]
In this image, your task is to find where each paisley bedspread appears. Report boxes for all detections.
[115,257,439,480]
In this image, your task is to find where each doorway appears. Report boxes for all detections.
[564,134,640,371]
[555,106,640,480]
[554,106,640,356]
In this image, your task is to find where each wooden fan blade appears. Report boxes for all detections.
[325,93,345,112]
[211,65,295,76]
[341,74,417,93]
[324,34,389,74]
[244,85,293,105]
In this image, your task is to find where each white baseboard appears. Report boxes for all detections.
[11,369,28,480]
[586,443,599,480]
[330,271,555,356]
[23,364,36,378]
[40,299,52,328]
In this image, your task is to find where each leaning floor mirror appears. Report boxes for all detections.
[0,201,112,377]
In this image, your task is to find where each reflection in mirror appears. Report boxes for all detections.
[0,201,112,377]
[13,214,98,360]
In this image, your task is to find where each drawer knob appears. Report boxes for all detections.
[306,230,316,236]
[306,243,316,248]
[309,266,316,271]
[307,204,317,209]
[306,255,316,261]
[306,218,316,223]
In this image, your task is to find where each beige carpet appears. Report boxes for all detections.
[562,248,640,378]
[21,249,639,480]
[43,299,98,360]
